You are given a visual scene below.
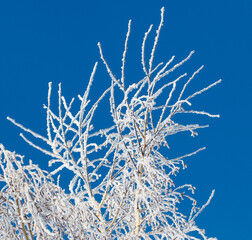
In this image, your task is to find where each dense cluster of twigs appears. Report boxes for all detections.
[0,7,219,240]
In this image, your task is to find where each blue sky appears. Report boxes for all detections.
[0,0,251,239]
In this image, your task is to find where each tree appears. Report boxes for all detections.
[0,7,220,240]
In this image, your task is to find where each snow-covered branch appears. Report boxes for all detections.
[1,7,220,240]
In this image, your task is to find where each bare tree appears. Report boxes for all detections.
[1,7,220,240]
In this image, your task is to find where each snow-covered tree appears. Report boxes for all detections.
[0,7,220,240]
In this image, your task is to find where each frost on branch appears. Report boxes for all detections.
[2,7,219,240]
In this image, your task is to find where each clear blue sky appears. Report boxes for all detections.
[0,0,251,239]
